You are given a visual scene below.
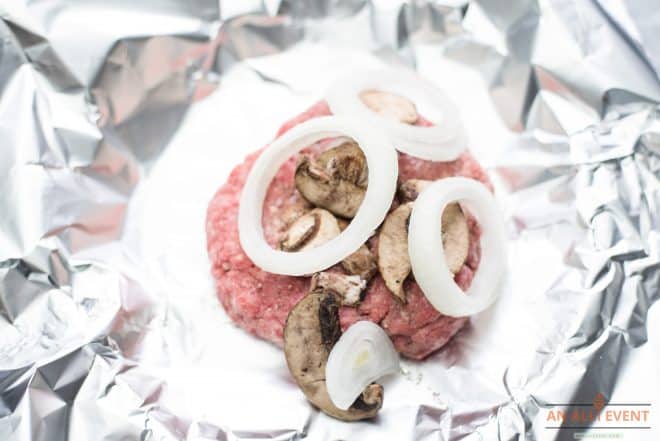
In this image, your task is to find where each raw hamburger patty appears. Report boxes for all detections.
[206,101,490,360]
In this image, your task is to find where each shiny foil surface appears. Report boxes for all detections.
[1,1,659,440]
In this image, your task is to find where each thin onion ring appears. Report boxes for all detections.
[238,116,399,276]
[408,177,507,317]
[326,68,467,161]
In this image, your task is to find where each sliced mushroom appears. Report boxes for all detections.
[281,199,313,226]
[279,208,340,252]
[335,217,378,281]
[398,179,432,202]
[378,203,413,303]
[310,272,366,306]
[359,89,419,124]
[284,292,384,421]
[295,142,368,218]
[378,196,470,301]
[336,218,350,231]
[318,142,368,188]
[441,202,470,274]
[399,179,470,274]
[341,245,378,281]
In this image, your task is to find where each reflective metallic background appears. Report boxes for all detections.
[1,1,659,440]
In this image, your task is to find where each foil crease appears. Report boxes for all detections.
[0,1,659,440]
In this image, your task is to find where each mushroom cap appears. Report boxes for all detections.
[318,141,368,188]
[294,142,368,219]
[283,292,384,421]
[279,208,341,252]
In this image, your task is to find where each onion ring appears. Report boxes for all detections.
[238,116,399,276]
[326,321,399,410]
[408,177,507,317]
[326,68,467,161]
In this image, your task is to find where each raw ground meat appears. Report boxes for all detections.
[206,101,490,360]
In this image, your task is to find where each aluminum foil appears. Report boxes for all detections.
[1,1,659,440]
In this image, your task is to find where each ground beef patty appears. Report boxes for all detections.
[206,101,490,360]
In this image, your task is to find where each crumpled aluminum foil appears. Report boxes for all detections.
[1,1,659,440]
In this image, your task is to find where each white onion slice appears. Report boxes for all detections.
[408,177,507,317]
[326,321,400,410]
[326,68,467,161]
[238,116,398,276]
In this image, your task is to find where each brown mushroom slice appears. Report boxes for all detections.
[336,218,350,231]
[294,143,368,218]
[310,272,366,306]
[399,179,470,274]
[280,199,313,227]
[441,202,470,274]
[378,199,470,301]
[398,179,433,202]
[279,208,340,252]
[341,245,378,281]
[359,89,419,124]
[284,292,384,421]
[318,141,368,188]
[378,202,413,303]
